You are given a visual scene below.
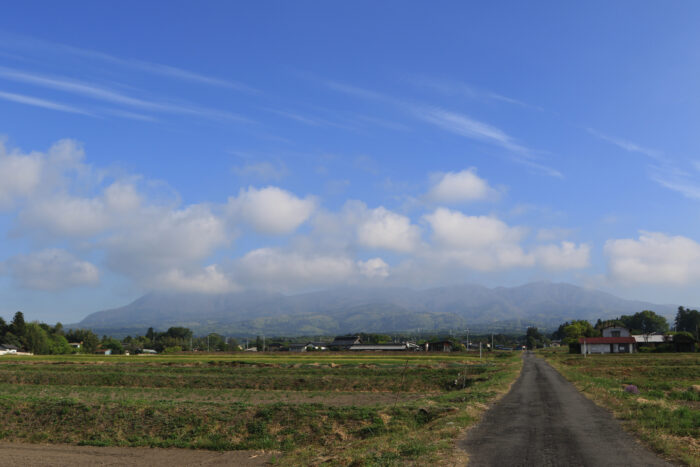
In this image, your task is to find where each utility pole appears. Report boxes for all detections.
[479,342,482,359]
[491,333,494,351]
[466,329,470,351]
[262,334,265,352]
[207,334,210,352]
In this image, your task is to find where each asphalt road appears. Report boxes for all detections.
[460,352,672,467]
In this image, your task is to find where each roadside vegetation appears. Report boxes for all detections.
[542,351,700,466]
[0,352,522,465]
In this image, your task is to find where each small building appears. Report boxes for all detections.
[95,348,112,356]
[578,336,635,354]
[428,341,453,352]
[0,344,18,355]
[349,342,419,351]
[288,343,308,352]
[330,335,361,350]
[140,348,157,354]
[69,342,82,349]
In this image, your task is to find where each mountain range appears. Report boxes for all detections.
[72,282,680,337]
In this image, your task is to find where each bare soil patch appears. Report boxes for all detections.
[0,442,275,466]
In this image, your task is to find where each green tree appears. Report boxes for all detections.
[24,323,50,354]
[101,337,124,355]
[675,307,700,338]
[48,334,73,354]
[0,317,8,337]
[9,311,26,341]
[65,329,100,353]
[1,332,21,348]
[555,320,599,345]
[620,310,669,334]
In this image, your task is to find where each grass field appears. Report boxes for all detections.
[542,351,700,466]
[0,351,522,466]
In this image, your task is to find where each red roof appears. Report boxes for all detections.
[578,337,635,344]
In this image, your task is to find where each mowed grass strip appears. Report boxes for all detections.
[543,352,700,467]
[0,352,522,466]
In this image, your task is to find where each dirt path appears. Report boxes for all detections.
[0,442,275,466]
[460,352,672,466]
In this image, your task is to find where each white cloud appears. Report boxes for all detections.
[4,249,99,290]
[20,195,110,237]
[234,248,358,289]
[0,90,92,116]
[150,265,239,294]
[358,258,390,278]
[427,168,497,203]
[0,66,249,122]
[104,204,229,276]
[604,231,700,285]
[425,207,525,250]
[533,241,591,270]
[0,143,43,207]
[356,206,421,253]
[228,186,316,235]
[423,208,532,270]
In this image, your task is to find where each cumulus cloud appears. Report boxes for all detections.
[423,207,532,270]
[0,142,43,208]
[533,241,591,270]
[425,207,525,249]
[605,231,700,284]
[356,206,421,252]
[423,208,590,272]
[228,186,316,234]
[4,249,99,290]
[427,168,498,203]
[0,137,597,298]
[104,204,229,276]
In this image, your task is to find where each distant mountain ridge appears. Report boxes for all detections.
[74,282,679,337]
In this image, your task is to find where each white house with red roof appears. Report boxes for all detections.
[578,326,636,354]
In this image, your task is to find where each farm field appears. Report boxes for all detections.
[0,351,522,466]
[542,351,700,466]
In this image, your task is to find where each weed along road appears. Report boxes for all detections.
[460,352,671,467]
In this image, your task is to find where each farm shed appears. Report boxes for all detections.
[349,343,419,351]
[330,335,361,350]
[428,341,453,352]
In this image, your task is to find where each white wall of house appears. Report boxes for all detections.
[602,327,630,337]
[581,342,634,354]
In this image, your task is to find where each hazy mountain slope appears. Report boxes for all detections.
[74,282,680,336]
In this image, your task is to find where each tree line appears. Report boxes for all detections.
[551,307,700,346]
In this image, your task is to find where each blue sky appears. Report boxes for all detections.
[2,1,700,323]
